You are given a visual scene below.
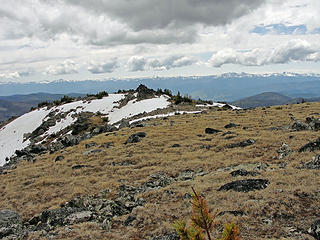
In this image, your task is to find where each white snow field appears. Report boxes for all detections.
[0,94,171,166]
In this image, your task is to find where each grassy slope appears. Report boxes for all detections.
[1,102,320,239]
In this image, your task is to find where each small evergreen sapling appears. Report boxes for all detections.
[173,187,241,240]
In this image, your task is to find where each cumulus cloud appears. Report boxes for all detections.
[88,59,119,74]
[0,72,21,79]
[208,39,318,67]
[45,60,78,75]
[127,56,147,72]
[127,55,197,72]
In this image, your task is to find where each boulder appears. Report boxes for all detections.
[302,155,320,170]
[225,122,240,128]
[218,179,270,192]
[299,137,320,152]
[171,144,181,148]
[230,169,260,177]
[125,132,146,144]
[291,120,310,131]
[54,155,65,162]
[205,128,222,134]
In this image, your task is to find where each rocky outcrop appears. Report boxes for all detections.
[218,179,270,192]
[0,210,24,239]
[205,128,222,134]
[277,143,293,159]
[230,169,260,177]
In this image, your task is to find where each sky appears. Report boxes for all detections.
[0,0,320,82]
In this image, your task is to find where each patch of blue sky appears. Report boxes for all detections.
[251,24,307,35]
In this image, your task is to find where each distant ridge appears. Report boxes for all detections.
[231,92,320,108]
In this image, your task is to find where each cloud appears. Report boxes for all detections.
[127,55,197,72]
[64,0,266,30]
[0,72,20,79]
[149,55,197,70]
[45,59,78,75]
[88,59,119,74]
[127,56,147,72]
[208,39,318,67]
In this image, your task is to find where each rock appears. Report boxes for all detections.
[225,122,240,128]
[222,131,234,136]
[291,120,310,131]
[218,179,270,192]
[0,210,23,238]
[306,117,320,131]
[143,172,174,189]
[299,137,320,152]
[85,142,97,149]
[83,149,102,155]
[71,165,93,170]
[171,144,181,148]
[119,120,130,129]
[100,124,117,133]
[100,142,114,148]
[54,155,65,162]
[0,210,22,228]
[65,211,92,224]
[308,219,320,240]
[125,132,146,144]
[60,134,79,147]
[230,169,260,177]
[302,155,320,170]
[277,143,293,159]
[205,128,221,134]
[177,170,194,181]
[226,139,255,148]
[102,219,112,231]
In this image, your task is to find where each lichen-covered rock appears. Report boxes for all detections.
[125,132,146,144]
[218,179,270,192]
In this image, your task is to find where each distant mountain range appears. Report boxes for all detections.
[0,93,84,122]
[231,92,320,108]
[1,72,320,102]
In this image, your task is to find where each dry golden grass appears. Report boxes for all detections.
[1,102,320,239]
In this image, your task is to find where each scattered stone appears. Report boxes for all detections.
[308,219,320,240]
[171,144,181,148]
[226,139,255,148]
[177,170,195,181]
[200,145,211,150]
[222,131,234,136]
[83,149,102,155]
[111,160,136,166]
[292,117,320,131]
[277,143,293,159]
[218,179,270,192]
[0,210,23,238]
[205,128,221,134]
[123,215,136,226]
[125,132,147,144]
[71,165,93,170]
[100,142,114,148]
[299,137,320,152]
[225,122,240,128]
[54,155,65,162]
[302,155,320,170]
[230,169,260,177]
[85,142,97,149]
[119,120,130,129]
